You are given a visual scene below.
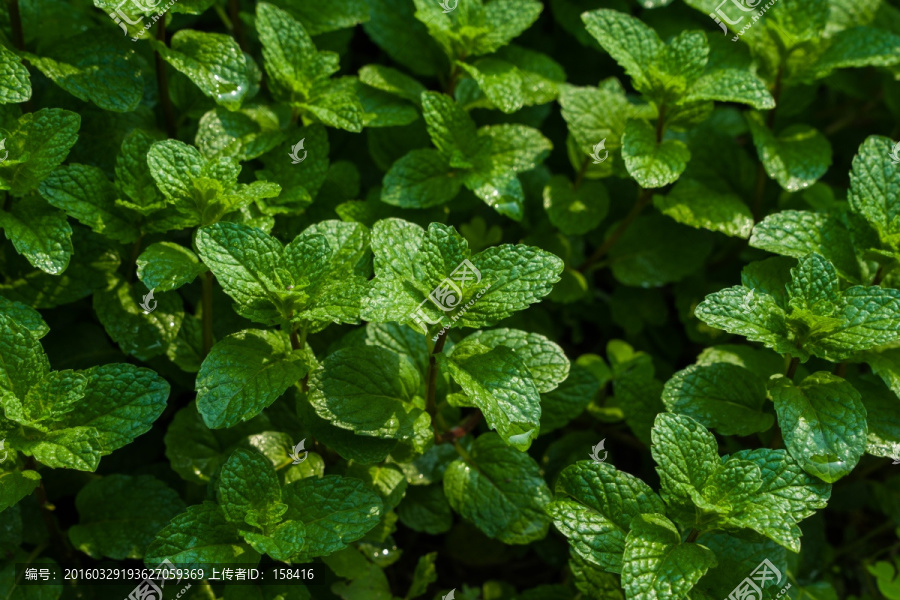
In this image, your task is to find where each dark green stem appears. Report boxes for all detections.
[685,529,700,543]
[437,410,483,443]
[426,329,449,439]
[202,270,214,356]
[785,356,799,380]
[155,18,177,139]
[228,0,247,51]
[9,0,33,113]
[578,188,652,272]
[24,458,78,566]
[573,156,591,191]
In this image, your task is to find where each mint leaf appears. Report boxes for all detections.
[581,9,661,93]
[282,475,383,559]
[0,108,80,196]
[769,372,867,483]
[154,30,254,111]
[145,502,259,568]
[543,176,610,236]
[685,68,775,110]
[440,344,541,451]
[0,45,31,104]
[115,129,167,216]
[68,475,186,560]
[0,198,72,275]
[217,448,286,528]
[455,328,569,393]
[655,179,754,239]
[746,112,832,192]
[662,363,774,436]
[848,135,900,247]
[622,513,717,600]
[694,286,792,356]
[396,485,453,535]
[382,149,462,209]
[0,470,40,513]
[196,329,312,429]
[307,345,429,443]
[38,164,140,243]
[421,91,484,168]
[443,433,550,544]
[93,279,184,361]
[458,59,525,114]
[547,461,666,573]
[622,119,690,188]
[136,242,207,292]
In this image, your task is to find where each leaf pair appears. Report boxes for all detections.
[145,448,383,564]
[382,92,551,220]
[696,253,900,362]
[0,312,170,472]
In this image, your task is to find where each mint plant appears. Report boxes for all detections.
[2,0,900,599]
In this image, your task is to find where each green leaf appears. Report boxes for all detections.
[848,135,900,247]
[0,470,40,514]
[363,0,447,77]
[38,164,140,243]
[25,32,144,112]
[662,363,774,436]
[154,30,254,111]
[849,374,900,460]
[654,179,754,238]
[749,210,861,283]
[93,279,184,361]
[769,372,867,483]
[196,106,287,162]
[609,215,714,288]
[581,9,661,93]
[308,345,429,443]
[547,461,666,573]
[473,0,543,56]
[0,198,72,275]
[68,475,186,560]
[543,176,609,236]
[746,112,832,192]
[457,59,525,114]
[136,242,208,292]
[359,65,428,105]
[694,286,792,357]
[0,108,80,196]
[622,119,690,188]
[454,328,569,393]
[0,296,49,339]
[396,485,453,535]
[540,362,602,434]
[282,475,384,559]
[443,433,551,544]
[439,345,541,451]
[145,502,259,568]
[421,91,485,168]
[814,27,900,80]
[0,45,31,104]
[115,129,168,216]
[621,513,717,600]
[217,448,286,528]
[196,329,313,429]
[303,77,365,133]
[381,149,462,209]
[685,68,775,110]
[17,427,103,471]
[275,0,369,35]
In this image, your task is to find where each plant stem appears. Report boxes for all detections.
[24,458,78,566]
[834,362,847,377]
[127,234,143,284]
[573,156,591,191]
[785,355,799,380]
[425,329,449,438]
[578,188,652,272]
[436,410,483,443]
[155,18,177,139]
[201,270,214,356]
[685,528,700,543]
[656,104,666,143]
[753,64,786,221]
[9,0,33,113]
[228,0,247,51]
[872,264,887,286]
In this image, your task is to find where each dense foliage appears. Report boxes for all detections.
[2,0,900,598]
